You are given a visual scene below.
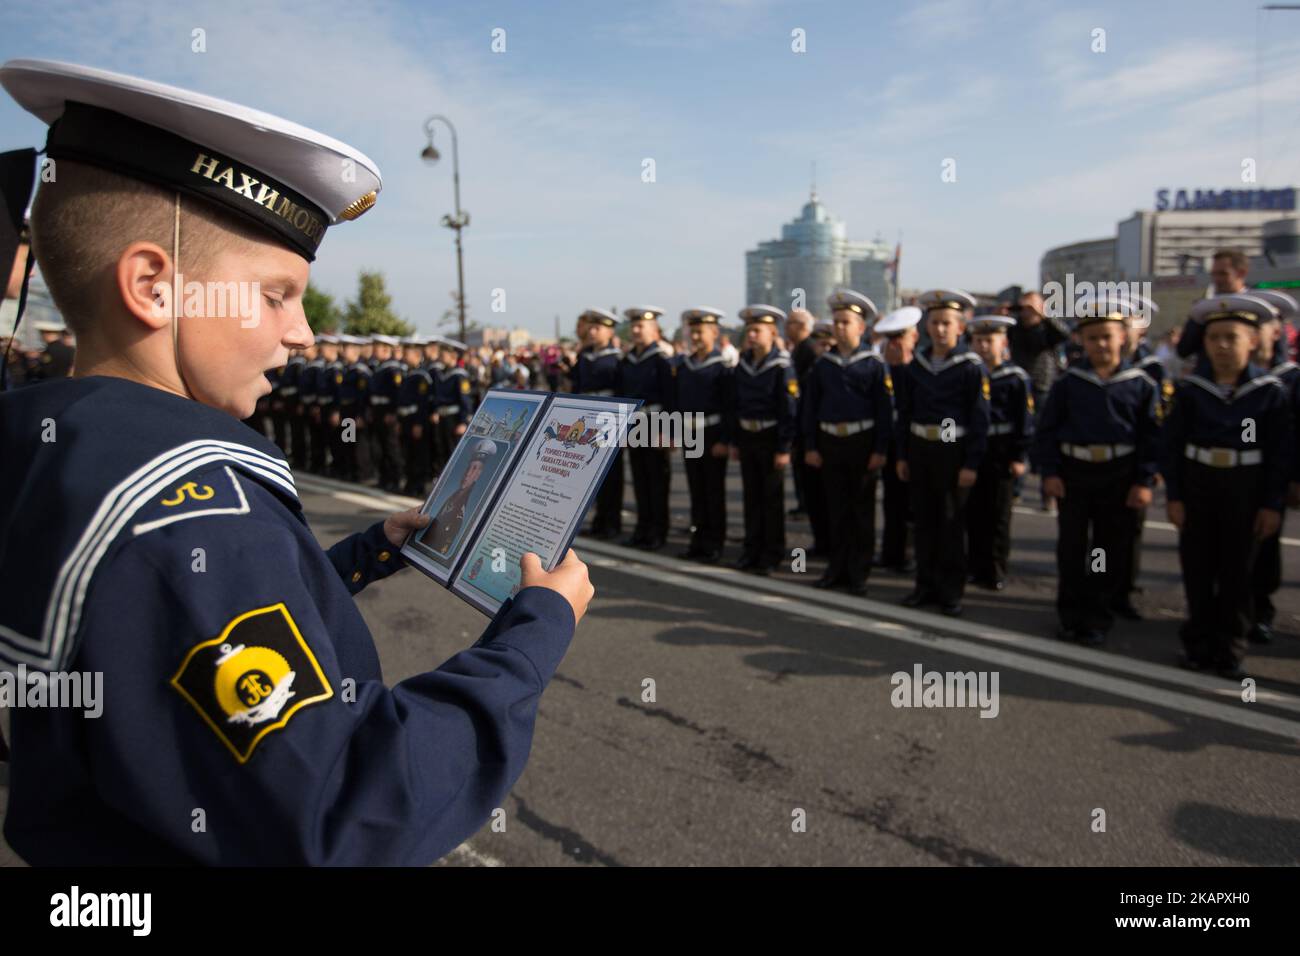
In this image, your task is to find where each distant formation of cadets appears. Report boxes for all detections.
[254,278,1300,680]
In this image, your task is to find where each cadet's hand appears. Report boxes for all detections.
[867,453,886,472]
[805,450,823,469]
[1042,476,1065,500]
[896,460,910,482]
[1126,485,1152,510]
[454,423,467,436]
[774,452,791,469]
[1009,461,1026,478]
[383,508,431,547]
[1254,508,1282,541]
[521,549,594,626]
[1289,482,1300,509]
[1167,500,1185,529]
[729,445,740,461]
[957,468,977,489]
[710,442,729,458]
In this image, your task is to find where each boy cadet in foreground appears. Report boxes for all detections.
[896,289,990,616]
[0,60,592,865]
[1034,295,1161,648]
[675,307,732,563]
[620,306,674,551]
[1164,294,1292,678]
[965,315,1033,590]
[729,305,798,575]
[874,306,921,573]
[802,290,893,595]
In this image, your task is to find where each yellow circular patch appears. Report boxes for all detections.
[214,646,291,717]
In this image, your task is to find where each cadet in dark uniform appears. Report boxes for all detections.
[397,336,433,497]
[28,320,75,381]
[0,58,591,865]
[1164,294,1292,678]
[896,289,990,616]
[281,347,308,468]
[370,334,406,492]
[568,308,624,539]
[965,315,1033,590]
[427,439,498,553]
[874,307,921,573]
[336,334,374,483]
[1034,296,1161,647]
[785,309,818,520]
[802,291,893,595]
[620,306,675,550]
[298,338,322,471]
[675,307,732,563]
[431,338,471,475]
[1243,289,1300,644]
[802,319,835,557]
[320,334,346,477]
[729,305,798,575]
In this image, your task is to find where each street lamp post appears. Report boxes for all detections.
[421,115,470,344]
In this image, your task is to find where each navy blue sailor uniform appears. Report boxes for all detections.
[322,355,346,478]
[299,353,323,473]
[0,376,577,864]
[336,358,374,482]
[674,337,732,561]
[568,330,625,539]
[397,358,434,497]
[896,341,991,609]
[370,355,406,492]
[966,360,1033,589]
[431,362,471,476]
[802,339,893,591]
[619,330,675,549]
[1033,358,1161,642]
[728,328,798,573]
[1164,357,1292,673]
[275,353,307,468]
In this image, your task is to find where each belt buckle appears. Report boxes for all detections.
[1210,449,1233,468]
[925,425,940,441]
[832,423,846,437]
[1088,444,1108,462]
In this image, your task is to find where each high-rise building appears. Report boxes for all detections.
[745,191,895,319]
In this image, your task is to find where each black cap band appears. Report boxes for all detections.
[46,102,328,260]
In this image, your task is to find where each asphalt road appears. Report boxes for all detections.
[4,457,1300,866]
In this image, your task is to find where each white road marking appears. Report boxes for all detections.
[295,475,1300,740]
[1011,505,1300,547]
[446,842,503,867]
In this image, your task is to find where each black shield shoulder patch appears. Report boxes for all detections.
[170,603,333,763]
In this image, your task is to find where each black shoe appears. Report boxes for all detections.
[678,547,704,560]
[750,565,772,577]
[891,560,917,574]
[901,590,928,608]
[1056,626,1078,642]
[787,508,807,518]
[847,582,869,597]
[1079,629,1106,647]
[697,550,722,564]
[1177,651,1204,671]
[732,557,758,571]
[641,538,666,552]
[1111,601,1142,621]
[814,574,839,589]
[621,535,647,548]
[1215,663,1247,681]
[940,602,963,617]
[1248,623,1274,645]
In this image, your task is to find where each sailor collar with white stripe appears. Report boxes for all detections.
[682,349,724,372]
[1064,360,1152,389]
[817,340,878,368]
[378,358,404,371]
[349,361,372,373]
[913,342,981,374]
[624,342,665,365]
[1183,361,1281,402]
[582,345,622,361]
[739,347,790,376]
[1269,359,1299,377]
[990,363,1029,381]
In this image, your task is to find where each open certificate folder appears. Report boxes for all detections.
[400,388,641,615]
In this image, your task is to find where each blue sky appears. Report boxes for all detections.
[3,0,1299,337]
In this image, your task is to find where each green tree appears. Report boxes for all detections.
[302,282,343,332]
[437,289,480,338]
[344,270,413,336]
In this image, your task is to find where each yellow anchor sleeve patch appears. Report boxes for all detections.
[170,603,333,764]
[459,378,471,394]
[786,378,799,398]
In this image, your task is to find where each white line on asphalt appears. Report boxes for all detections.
[1011,505,1300,547]
[295,475,1300,740]
[446,842,503,867]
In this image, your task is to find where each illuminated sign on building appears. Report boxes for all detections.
[1155,188,1296,212]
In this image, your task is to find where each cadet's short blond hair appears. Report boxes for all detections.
[31,160,267,334]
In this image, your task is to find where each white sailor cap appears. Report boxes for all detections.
[440,338,467,352]
[0,59,382,262]
[371,334,400,347]
[967,314,1016,334]
[874,306,923,336]
[1075,294,1144,327]
[316,333,339,345]
[827,289,877,320]
[683,307,726,325]
[623,306,665,322]
[1189,294,1277,327]
[338,334,368,345]
[471,438,499,461]
[811,320,834,339]
[32,320,65,332]
[920,289,977,313]
[580,308,618,327]
[399,335,426,347]
[1248,289,1299,323]
[738,304,787,325]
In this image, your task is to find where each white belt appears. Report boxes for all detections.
[588,389,615,397]
[1185,444,1261,468]
[820,419,874,437]
[910,422,966,441]
[397,404,419,417]
[369,395,391,406]
[1061,442,1134,463]
[739,418,778,432]
[279,387,298,396]
[695,413,723,427]
[988,423,1014,436]
[437,404,461,414]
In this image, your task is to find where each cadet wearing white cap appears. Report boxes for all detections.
[875,306,922,573]
[620,307,674,550]
[1165,294,1292,678]
[0,59,591,865]
[675,307,732,562]
[896,289,989,616]
[569,308,625,539]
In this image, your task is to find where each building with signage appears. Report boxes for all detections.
[1040,237,1116,289]
[745,191,895,319]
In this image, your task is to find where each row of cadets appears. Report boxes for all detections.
[620,306,675,550]
[307,333,342,475]
[802,290,893,595]
[429,336,471,475]
[874,306,922,573]
[1165,293,1294,678]
[896,289,990,617]
[729,305,798,575]
[675,307,731,562]
[396,336,435,497]
[335,333,374,482]
[1033,295,1162,647]
[568,308,624,538]
[369,333,406,493]
[965,314,1034,590]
